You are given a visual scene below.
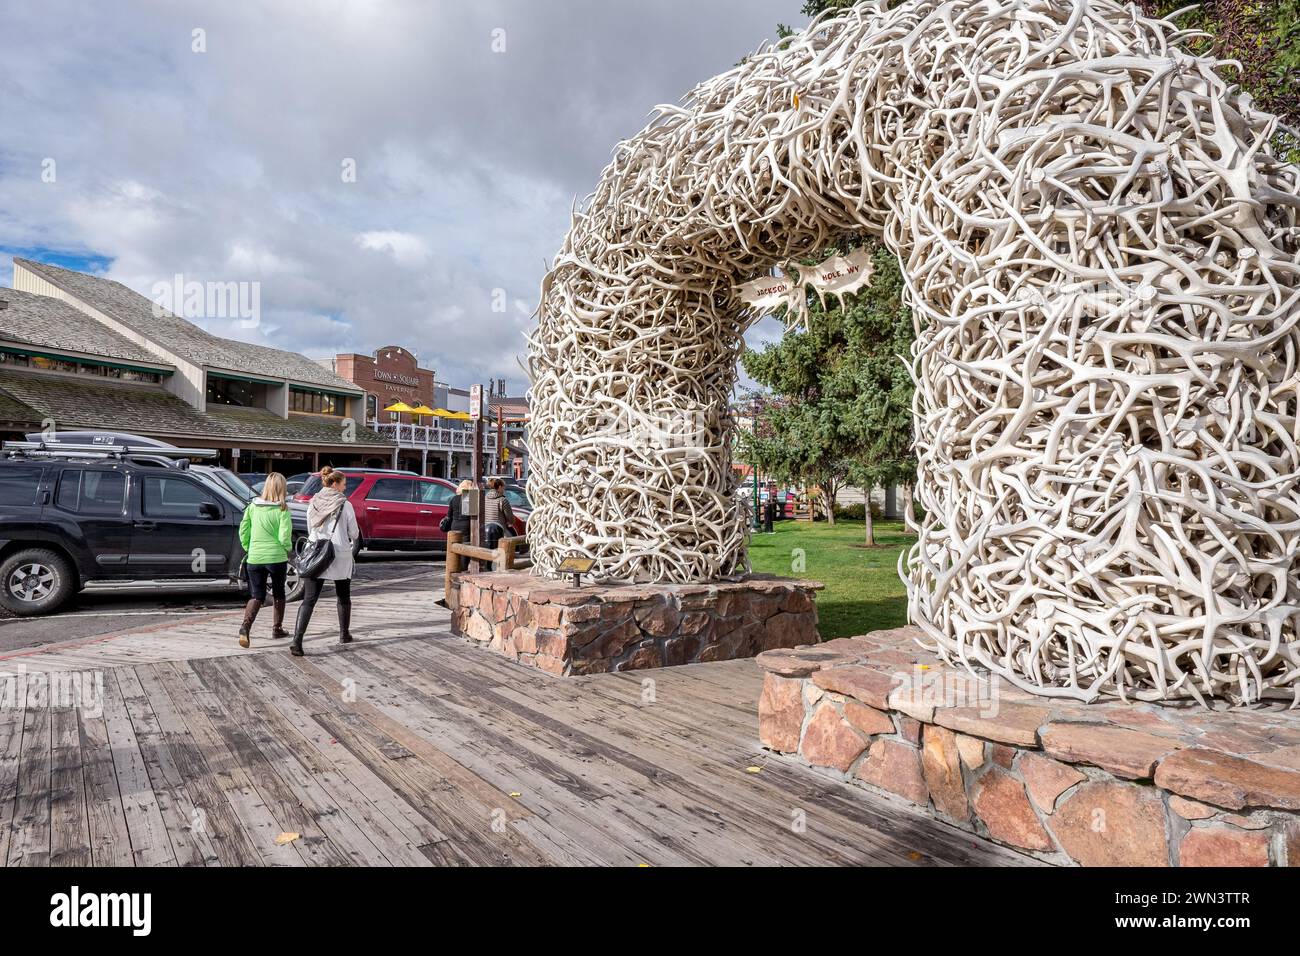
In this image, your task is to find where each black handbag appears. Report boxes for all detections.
[293,508,343,579]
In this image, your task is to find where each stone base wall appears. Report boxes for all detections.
[453,571,823,676]
[758,627,1300,867]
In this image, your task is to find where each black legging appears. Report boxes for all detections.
[297,577,351,625]
[246,562,287,602]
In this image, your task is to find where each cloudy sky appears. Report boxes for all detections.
[0,0,802,392]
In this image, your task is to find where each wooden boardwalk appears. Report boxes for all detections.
[0,585,1035,866]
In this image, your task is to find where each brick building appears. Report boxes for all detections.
[322,347,490,477]
[324,347,436,426]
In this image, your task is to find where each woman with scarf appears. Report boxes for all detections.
[290,465,360,657]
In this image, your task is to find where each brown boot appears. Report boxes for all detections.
[238,599,262,648]
[271,599,289,639]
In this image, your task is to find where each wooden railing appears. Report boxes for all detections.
[443,531,530,611]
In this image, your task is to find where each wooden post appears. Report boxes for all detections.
[445,531,463,611]
[497,536,518,572]
[464,487,485,572]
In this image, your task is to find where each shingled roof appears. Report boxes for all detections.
[13,258,360,392]
[0,287,171,369]
[0,369,390,447]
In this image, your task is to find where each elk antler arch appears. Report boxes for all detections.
[526,0,1300,704]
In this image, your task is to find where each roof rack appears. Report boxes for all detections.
[1,441,218,467]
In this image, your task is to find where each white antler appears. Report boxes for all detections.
[526,0,1300,704]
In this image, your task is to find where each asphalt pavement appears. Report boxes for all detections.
[0,553,442,654]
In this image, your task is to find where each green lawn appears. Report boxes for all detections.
[748,519,914,641]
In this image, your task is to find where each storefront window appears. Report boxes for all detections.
[207,377,256,407]
[0,349,163,383]
[290,389,341,416]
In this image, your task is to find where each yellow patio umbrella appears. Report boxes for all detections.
[383,401,416,414]
[431,408,472,421]
[410,404,437,425]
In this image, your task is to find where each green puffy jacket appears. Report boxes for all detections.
[239,500,293,565]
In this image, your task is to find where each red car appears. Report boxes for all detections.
[294,469,525,555]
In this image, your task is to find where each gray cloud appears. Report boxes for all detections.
[0,0,802,390]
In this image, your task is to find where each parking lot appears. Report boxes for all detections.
[0,553,442,655]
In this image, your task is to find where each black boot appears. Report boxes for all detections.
[338,601,353,644]
[290,602,310,657]
[271,599,289,640]
[238,599,262,649]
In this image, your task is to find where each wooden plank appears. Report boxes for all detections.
[252,656,550,866]
[0,670,28,867]
[47,700,89,866]
[287,656,529,822]
[114,669,217,867]
[135,663,304,866]
[315,647,762,865]
[130,665,262,866]
[191,657,428,867]
[387,639,1026,866]
[8,673,51,866]
[100,671,176,867]
[80,706,134,866]
[223,655,445,851]
[163,661,349,867]
[320,647,614,807]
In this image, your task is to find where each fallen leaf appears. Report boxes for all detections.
[745,766,763,774]
[907,850,923,861]
[509,792,522,798]
[275,832,301,846]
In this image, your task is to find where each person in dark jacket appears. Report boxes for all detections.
[440,479,475,537]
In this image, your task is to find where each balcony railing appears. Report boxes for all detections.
[369,421,498,452]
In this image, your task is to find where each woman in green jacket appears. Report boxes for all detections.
[237,472,293,647]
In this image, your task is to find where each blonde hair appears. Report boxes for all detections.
[263,473,288,510]
[457,479,475,494]
[319,465,347,489]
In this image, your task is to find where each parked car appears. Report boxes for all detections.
[0,440,307,616]
[239,472,269,492]
[294,469,527,555]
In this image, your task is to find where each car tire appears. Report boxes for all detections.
[284,562,305,603]
[284,538,308,602]
[352,535,364,559]
[0,548,77,617]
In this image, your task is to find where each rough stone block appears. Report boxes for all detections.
[1155,748,1300,811]
[1019,752,1085,813]
[1179,827,1270,867]
[800,703,866,773]
[1051,782,1168,866]
[971,768,1052,852]
[759,673,804,753]
[921,725,968,822]
[857,739,928,805]
[1040,722,1182,779]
